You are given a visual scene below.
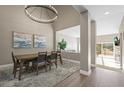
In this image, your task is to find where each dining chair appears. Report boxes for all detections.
[35,52,49,75]
[12,52,30,78]
[49,51,58,68]
[12,52,19,78]
[57,50,63,64]
[11,52,25,78]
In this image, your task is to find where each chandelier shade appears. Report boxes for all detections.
[24,5,58,23]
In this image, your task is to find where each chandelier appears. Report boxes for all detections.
[24,5,58,23]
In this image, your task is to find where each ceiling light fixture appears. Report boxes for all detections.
[24,5,58,23]
[104,12,110,15]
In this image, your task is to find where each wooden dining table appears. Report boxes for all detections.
[15,53,51,80]
[15,52,63,80]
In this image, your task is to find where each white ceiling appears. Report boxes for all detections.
[84,5,124,35]
[57,6,124,37]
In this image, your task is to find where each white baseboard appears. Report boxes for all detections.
[63,58,96,67]
[62,58,80,64]
[0,63,13,69]
[80,69,91,76]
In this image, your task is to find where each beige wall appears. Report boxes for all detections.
[119,16,124,33]
[53,5,81,62]
[97,34,119,43]
[53,5,80,31]
[0,5,54,65]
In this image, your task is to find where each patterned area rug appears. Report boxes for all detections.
[0,61,80,87]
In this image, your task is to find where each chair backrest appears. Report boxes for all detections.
[57,50,61,53]
[51,51,57,60]
[11,52,17,64]
[56,50,61,55]
[37,52,47,63]
[51,51,57,54]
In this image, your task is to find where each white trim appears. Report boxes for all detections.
[63,58,92,76]
[0,63,13,69]
[62,58,80,64]
[63,58,95,67]
[80,69,91,76]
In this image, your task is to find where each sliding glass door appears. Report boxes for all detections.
[96,42,121,69]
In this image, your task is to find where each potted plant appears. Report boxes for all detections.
[114,36,120,46]
[57,39,67,51]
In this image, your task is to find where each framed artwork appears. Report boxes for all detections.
[33,34,46,48]
[13,32,32,48]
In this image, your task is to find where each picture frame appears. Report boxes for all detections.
[13,32,32,48]
[33,34,46,48]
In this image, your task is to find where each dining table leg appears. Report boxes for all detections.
[19,61,23,80]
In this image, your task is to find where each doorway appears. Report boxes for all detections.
[96,34,121,70]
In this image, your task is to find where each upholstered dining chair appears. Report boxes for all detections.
[49,51,58,68]
[35,52,50,75]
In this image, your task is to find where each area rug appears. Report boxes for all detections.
[0,61,80,87]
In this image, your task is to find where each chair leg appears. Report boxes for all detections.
[14,72,16,78]
[36,64,39,75]
[25,62,29,72]
[55,61,57,68]
[13,67,16,78]
[45,63,47,72]
[13,65,15,74]
[49,63,51,70]
[59,55,63,65]
[32,62,36,72]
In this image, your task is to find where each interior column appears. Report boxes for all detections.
[80,11,91,76]
[91,20,96,67]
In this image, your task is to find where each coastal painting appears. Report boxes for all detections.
[34,35,46,48]
[13,32,32,48]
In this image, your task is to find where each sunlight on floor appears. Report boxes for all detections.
[96,55,121,69]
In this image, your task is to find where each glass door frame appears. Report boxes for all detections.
[120,32,123,70]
